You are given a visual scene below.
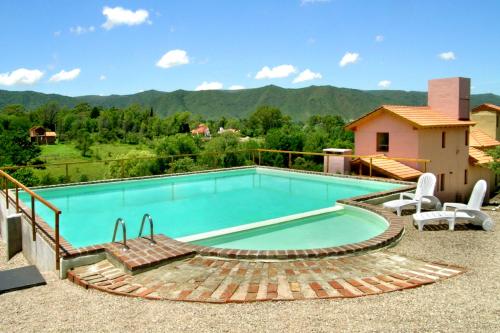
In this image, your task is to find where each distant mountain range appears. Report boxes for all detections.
[1,85,499,121]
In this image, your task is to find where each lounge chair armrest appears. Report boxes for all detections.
[454,209,493,230]
[454,208,483,220]
[400,192,415,200]
[443,202,467,211]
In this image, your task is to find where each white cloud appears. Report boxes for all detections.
[54,31,61,37]
[49,68,81,82]
[439,51,456,61]
[99,75,107,80]
[195,81,223,91]
[70,25,95,35]
[301,0,331,5]
[229,85,245,90]
[102,6,150,30]
[156,49,189,69]
[293,69,322,83]
[339,52,360,67]
[255,64,297,79]
[378,80,391,88]
[375,35,384,42]
[0,68,44,86]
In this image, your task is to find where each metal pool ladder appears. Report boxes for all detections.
[138,213,156,245]
[112,218,129,251]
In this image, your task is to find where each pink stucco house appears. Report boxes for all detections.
[346,77,499,202]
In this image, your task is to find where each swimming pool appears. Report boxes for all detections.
[192,205,388,250]
[20,167,403,249]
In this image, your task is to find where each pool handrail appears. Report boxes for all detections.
[112,217,129,251]
[139,213,156,245]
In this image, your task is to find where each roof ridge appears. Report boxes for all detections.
[382,104,429,108]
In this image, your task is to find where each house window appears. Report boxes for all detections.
[439,173,445,191]
[376,132,389,152]
[465,130,469,146]
[464,169,468,185]
[441,131,446,148]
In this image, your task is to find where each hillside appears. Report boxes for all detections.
[1,85,499,121]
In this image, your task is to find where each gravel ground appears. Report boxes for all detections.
[1,214,499,333]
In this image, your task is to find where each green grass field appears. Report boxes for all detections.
[34,143,154,182]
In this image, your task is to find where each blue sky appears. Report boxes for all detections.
[0,0,499,96]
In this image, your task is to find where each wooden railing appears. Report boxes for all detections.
[0,149,430,179]
[0,149,255,179]
[0,169,62,270]
[254,148,431,175]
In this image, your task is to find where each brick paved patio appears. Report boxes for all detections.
[67,251,464,303]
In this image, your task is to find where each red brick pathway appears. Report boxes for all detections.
[67,251,464,303]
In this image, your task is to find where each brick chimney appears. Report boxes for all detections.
[428,77,471,120]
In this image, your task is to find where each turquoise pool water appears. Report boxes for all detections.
[20,168,402,248]
[193,207,387,250]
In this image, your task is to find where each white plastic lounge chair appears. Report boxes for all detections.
[412,179,494,231]
[382,173,441,216]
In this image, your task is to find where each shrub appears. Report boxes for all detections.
[30,158,46,170]
[39,172,56,185]
[292,157,322,172]
[107,150,157,178]
[168,157,203,173]
[11,168,39,187]
[58,175,72,184]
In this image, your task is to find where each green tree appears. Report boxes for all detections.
[107,150,157,178]
[265,126,305,151]
[32,101,60,130]
[199,133,248,168]
[90,106,101,119]
[10,168,39,186]
[75,130,94,157]
[168,157,203,173]
[155,134,199,156]
[246,106,285,136]
[0,131,41,166]
[488,146,500,175]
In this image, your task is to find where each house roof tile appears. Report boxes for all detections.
[471,103,500,113]
[469,128,500,148]
[346,105,475,130]
[355,155,422,180]
[469,147,494,165]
